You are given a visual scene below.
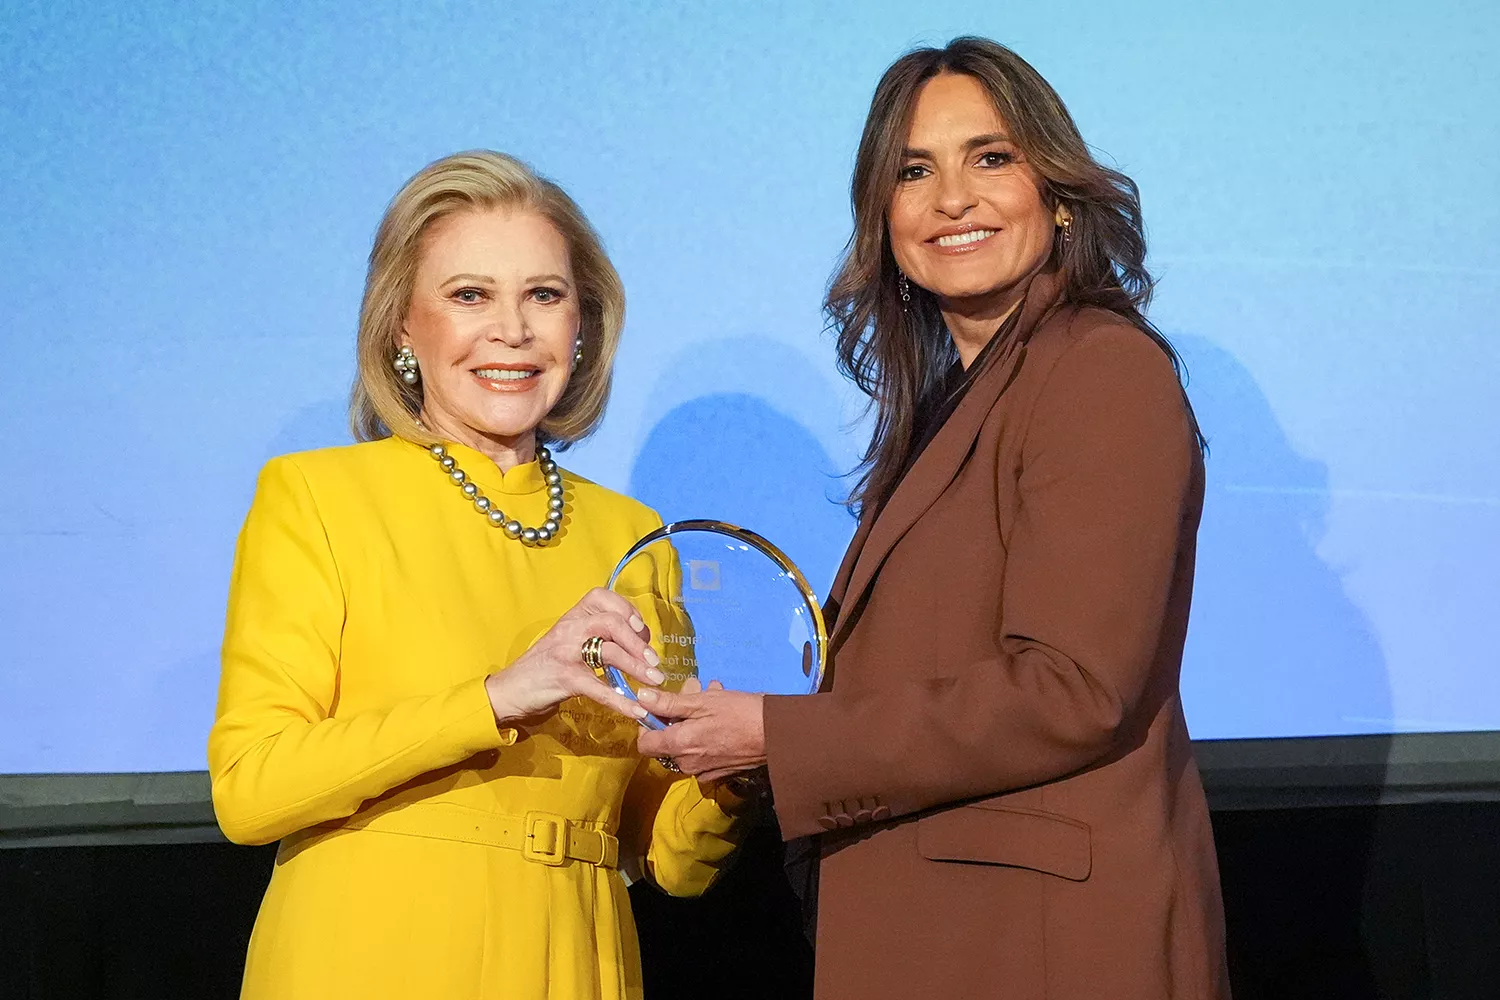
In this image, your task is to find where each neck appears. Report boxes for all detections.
[419,408,537,472]
[942,295,1023,369]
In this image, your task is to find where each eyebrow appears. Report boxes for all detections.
[439,272,574,288]
[901,133,1014,159]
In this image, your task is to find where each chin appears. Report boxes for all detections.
[926,279,1010,304]
[445,397,536,440]
[474,413,548,442]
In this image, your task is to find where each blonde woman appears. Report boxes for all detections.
[208,151,746,999]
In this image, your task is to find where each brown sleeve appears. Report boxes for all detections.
[763,329,1197,838]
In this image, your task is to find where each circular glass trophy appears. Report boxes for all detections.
[605,520,827,730]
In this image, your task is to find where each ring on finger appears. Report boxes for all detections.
[580,635,607,679]
[657,756,681,773]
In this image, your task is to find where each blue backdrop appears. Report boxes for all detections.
[2,1,1496,771]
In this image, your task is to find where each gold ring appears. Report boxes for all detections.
[581,635,607,679]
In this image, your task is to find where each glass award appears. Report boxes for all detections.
[605,520,827,731]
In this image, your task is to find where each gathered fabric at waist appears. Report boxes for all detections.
[281,801,619,869]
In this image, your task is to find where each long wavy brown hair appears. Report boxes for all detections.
[828,37,1200,514]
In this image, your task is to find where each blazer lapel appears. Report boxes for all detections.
[813,510,877,690]
[830,273,1064,648]
[827,510,876,612]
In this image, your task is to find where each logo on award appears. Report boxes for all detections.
[688,559,721,591]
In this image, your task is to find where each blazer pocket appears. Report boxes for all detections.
[917,803,1092,882]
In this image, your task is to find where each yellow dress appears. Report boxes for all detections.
[208,436,742,1000]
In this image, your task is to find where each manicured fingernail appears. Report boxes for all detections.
[644,647,661,667]
[638,688,659,705]
[633,705,648,719]
[646,667,665,685]
[629,614,645,631]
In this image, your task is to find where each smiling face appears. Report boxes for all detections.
[401,207,580,459]
[888,72,1059,327]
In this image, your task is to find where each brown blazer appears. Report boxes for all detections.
[763,273,1230,1000]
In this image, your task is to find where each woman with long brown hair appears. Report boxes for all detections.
[639,37,1230,998]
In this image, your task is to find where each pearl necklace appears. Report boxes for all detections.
[428,443,566,545]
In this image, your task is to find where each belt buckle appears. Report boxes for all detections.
[523,811,569,866]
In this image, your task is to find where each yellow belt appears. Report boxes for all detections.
[296,803,619,868]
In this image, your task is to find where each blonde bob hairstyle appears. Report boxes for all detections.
[350,150,625,449]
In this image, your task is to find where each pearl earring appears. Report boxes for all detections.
[393,345,419,385]
[573,334,584,365]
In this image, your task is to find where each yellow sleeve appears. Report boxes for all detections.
[618,760,747,897]
[207,455,506,846]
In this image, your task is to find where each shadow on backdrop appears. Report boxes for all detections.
[1174,333,1408,996]
[626,334,857,599]
[628,392,853,599]
[1174,334,1391,741]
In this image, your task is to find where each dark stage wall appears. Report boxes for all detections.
[3,802,1498,1000]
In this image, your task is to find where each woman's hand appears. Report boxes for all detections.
[485,587,664,724]
[663,679,771,807]
[635,685,767,782]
